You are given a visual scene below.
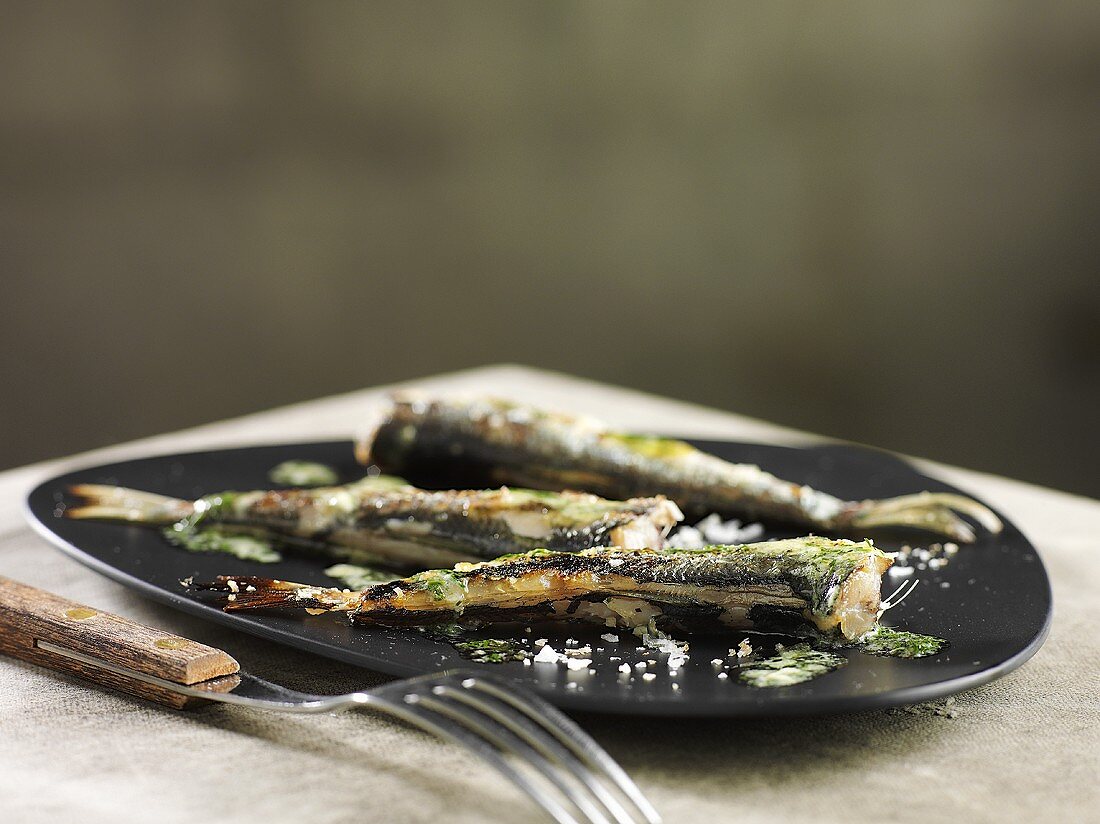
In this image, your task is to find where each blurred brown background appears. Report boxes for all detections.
[1,2,1098,496]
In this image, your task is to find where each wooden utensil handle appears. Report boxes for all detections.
[0,576,240,709]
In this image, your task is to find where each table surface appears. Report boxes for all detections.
[1,365,1096,824]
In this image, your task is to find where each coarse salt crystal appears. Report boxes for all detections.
[601,633,619,643]
[695,513,766,544]
[642,673,656,682]
[533,645,559,664]
[667,525,704,549]
[618,663,631,674]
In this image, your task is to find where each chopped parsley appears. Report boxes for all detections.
[324,563,400,589]
[859,626,948,658]
[162,525,281,563]
[268,461,340,487]
[738,643,847,688]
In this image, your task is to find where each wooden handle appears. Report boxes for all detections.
[0,576,240,709]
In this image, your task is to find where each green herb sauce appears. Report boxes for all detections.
[183,492,239,530]
[603,432,698,460]
[452,638,530,664]
[324,563,399,589]
[411,569,467,603]
[738,643,847,688]
[268,460,340,487]
[162,525,282,563]
[421,623,469,643]
[858,626,948,658]
[419,624,529,664]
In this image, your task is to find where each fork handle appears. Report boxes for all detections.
[0,576,240,709]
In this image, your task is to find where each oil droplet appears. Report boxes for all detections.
[64,608,97,620]
[154,637,187,650]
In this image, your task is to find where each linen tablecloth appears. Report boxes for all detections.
[1,365,1095,823]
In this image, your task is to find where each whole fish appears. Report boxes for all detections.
[67,475,682,568]
[195,537,893,642]
[357,394,1002,543]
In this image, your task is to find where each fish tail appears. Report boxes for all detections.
[66,484,194,525]
[843,492,1003,543]
[184,575,360,613]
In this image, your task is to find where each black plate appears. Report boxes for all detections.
[24,439,1051,717]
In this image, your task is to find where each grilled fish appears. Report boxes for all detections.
[357,394,1003,543]
[67,475,682,568]
[195,537,893,642]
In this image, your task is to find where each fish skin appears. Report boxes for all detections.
[69,475,681,568]
[201,538,892,642]
[219,477,681,561]
[358,394,1001,542]
[354,539,890,638]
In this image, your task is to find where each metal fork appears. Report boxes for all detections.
[0,576,660,824]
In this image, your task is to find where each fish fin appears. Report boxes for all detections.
[845,492,1003,543]
[66,484,194,525]
[184,575,360,613]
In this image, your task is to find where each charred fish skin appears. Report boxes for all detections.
[68,475,681,568]
[355,538,891,641]
[358,394,1003,543]
[202,538,891,643]
[359,394,825,522]
[217,478,681,561]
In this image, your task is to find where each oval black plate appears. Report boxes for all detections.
[24,439,1051,717]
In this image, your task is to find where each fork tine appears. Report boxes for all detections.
[465,676,662,824]
[380,691,583,824]
[410,689,615,824]
[431,680,639,824]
